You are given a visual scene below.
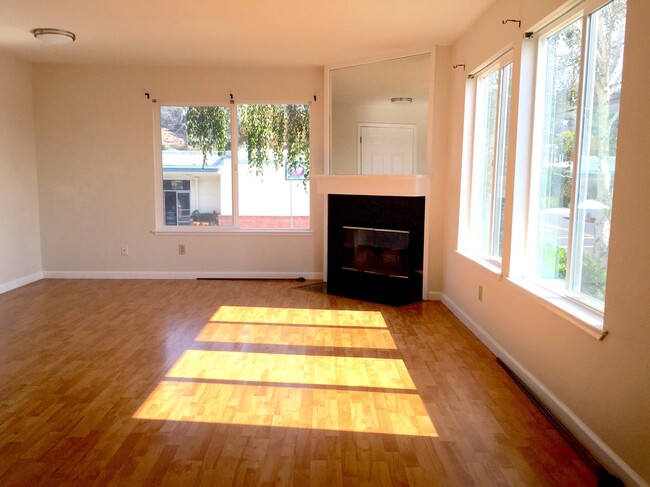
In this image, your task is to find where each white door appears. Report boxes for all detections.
[359,124,416,175]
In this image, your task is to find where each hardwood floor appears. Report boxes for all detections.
[0,279,596,486]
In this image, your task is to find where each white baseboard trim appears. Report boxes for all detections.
[0,272,44,295]
[441,294,647,487]
[427,291,443,301]
[42,271,324,281]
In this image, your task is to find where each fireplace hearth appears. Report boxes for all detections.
[327,194,425,306]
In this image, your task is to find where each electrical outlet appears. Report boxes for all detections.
[121,245,128,256]
[478,285,483,302]
[178,244,186,255]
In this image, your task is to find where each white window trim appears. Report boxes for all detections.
[508,276,606,339]
[510,0,624,335]
[152,99,313,235]
[456,249,503,276]
[460,50,513,270]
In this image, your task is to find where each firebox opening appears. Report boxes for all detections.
[342,226,409,278]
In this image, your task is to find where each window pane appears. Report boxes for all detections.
[470,69,499,254]
[533,20,582,287]
[571,0,626,302]
[237,104,310,229]
[160,106,232,227]
[492,63,513,258]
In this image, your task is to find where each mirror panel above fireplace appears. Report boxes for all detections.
[329,53,431,176]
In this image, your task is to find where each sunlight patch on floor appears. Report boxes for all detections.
[207,306,388,328]
[135,306,438,437]
[196,322,397,349]
[134,380,437,437]
[166,350,414,390]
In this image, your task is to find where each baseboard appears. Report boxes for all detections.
[427,291,443,301]
[0,271,44,295]
[42,271,324,280]
[440,294,648,487]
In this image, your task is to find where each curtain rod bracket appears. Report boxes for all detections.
[502,19,521,28]
[230,93,234,104]
[453,64,466,71]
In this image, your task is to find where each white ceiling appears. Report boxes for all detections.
[0,0,495,67]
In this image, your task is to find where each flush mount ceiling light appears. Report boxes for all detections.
[390,97,413,104]
[31,28,76,44]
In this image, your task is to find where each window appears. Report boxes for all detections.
[159,105,233,227]
[236,104,310,229]
[466,54,513,263]
[156,102,310,231]
[527,0,626,311]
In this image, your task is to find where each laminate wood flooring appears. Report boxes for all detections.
[0,279,596,486]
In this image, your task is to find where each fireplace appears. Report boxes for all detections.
[328,194,425,306]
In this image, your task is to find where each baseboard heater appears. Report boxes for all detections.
[496,358,622,487]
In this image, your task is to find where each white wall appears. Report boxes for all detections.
[427,47,452,296]
[33,64,323,278]
[442,0,650,484]
[0,52,43,292]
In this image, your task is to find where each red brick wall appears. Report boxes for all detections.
[217,216,310,229]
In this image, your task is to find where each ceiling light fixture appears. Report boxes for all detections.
[31,28,76,44]
[390,97,413,104]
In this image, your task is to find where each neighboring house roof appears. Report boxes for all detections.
[161,150,227,173]
[161,149,264,173]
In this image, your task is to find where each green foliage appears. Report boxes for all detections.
[285,104,310,184]
[540,243,567,279]
[238,104,310,184]
[580,252,607,301]
[185,106,230,167]
[238,104,274,176]
[270,105,287,167]
[185,103,310,187]
[539,244,606,301]
[560,130,575,161]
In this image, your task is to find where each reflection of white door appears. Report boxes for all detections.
[358,124,416,175]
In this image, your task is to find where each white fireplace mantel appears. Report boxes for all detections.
[312,175,431,197]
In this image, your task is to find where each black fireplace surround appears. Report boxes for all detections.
[327,194,425,306]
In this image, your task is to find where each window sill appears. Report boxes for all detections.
[152,228,313,236]
[508,277,607,341]
[457,249,503,275]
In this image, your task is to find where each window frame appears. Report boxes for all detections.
[520,0,627,327]
[462,50,514,268]
[527,8,586,301]
[152,99,313,235]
